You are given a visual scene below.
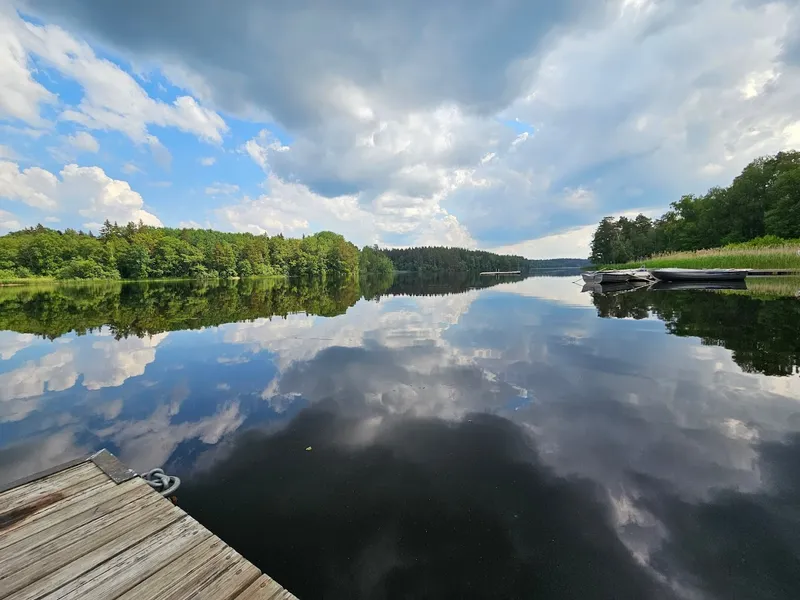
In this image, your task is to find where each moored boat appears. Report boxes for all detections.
[582,268,654,284]
[650,268,748,282]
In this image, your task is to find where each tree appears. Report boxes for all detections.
[207,242,237,278]
[765,169,800,238]
[118,244,151,279]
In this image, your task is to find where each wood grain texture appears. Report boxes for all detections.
[0,479,117,545]
[0,464,104,513]
[188,555,261,600]
[117,537,245,600]
[4,502,185,600]
[232,575,292,600]
[0,458,299,600]
[0,478,153,557]
[0,492,163,587]
[46,516,210,600]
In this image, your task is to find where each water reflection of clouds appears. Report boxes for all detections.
[2,278,800,597]
[0,331,168,422]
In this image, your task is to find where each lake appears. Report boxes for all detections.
[1,274,799,599]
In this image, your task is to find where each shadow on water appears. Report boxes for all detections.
[180,403,669,600]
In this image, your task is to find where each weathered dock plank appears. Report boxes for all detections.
[0,450,297,600]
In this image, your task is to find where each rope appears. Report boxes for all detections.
[141,468,181,496]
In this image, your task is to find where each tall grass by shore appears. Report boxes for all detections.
[597,244,800,271]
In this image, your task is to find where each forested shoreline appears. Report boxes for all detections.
[590,150,800,265]
[0,222,393,281]
[0,223,586,281]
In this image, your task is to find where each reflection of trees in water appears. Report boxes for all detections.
[387,272,526,297]
[592,290,800,376]
[0,273,523,341]
[0,276,389,340]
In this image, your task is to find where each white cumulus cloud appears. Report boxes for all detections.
[0,160,162,227]
[66,131,99,153]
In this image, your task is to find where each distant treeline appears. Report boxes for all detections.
[0,222,586,281]
[529,258,590,269]
[590,150,800,264]
[0,221,394,280]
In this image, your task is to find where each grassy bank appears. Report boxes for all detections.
[595,245,800,271]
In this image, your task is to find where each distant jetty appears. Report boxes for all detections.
[479,270,522,276]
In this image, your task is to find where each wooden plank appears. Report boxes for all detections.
[0,494,169,598]
[0,478,153,557]
[42,516,210,600]
[0,463,102,511]
[0,472,109,538]
[0,478,142,550]
[4,503,186,600]
[116,536,235,600]
[234,575,292,600]
[90,450,136,484]
[0,491,162,575]
[0,457,87,496]
[188,554,261,600]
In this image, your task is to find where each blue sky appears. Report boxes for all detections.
[1,0,800,257]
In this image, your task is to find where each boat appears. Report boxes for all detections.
[582,268,654,284]
[650,268,748,282]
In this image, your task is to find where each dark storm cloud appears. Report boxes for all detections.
[22,0,609,127]
[180,405,669,599]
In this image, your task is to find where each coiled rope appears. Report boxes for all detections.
[141,468,181,496]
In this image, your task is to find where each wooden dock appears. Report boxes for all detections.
[479,270,522,276]
[0,450,297,600]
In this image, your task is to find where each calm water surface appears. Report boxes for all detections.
[1,275,800,599]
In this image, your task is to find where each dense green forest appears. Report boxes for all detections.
[380,247,527,272]
[0,223,587,280]
[590,150,800,264]
[0,222,394,280]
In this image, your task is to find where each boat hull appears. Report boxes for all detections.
[582,270,652,284]
[650,269,748,282]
